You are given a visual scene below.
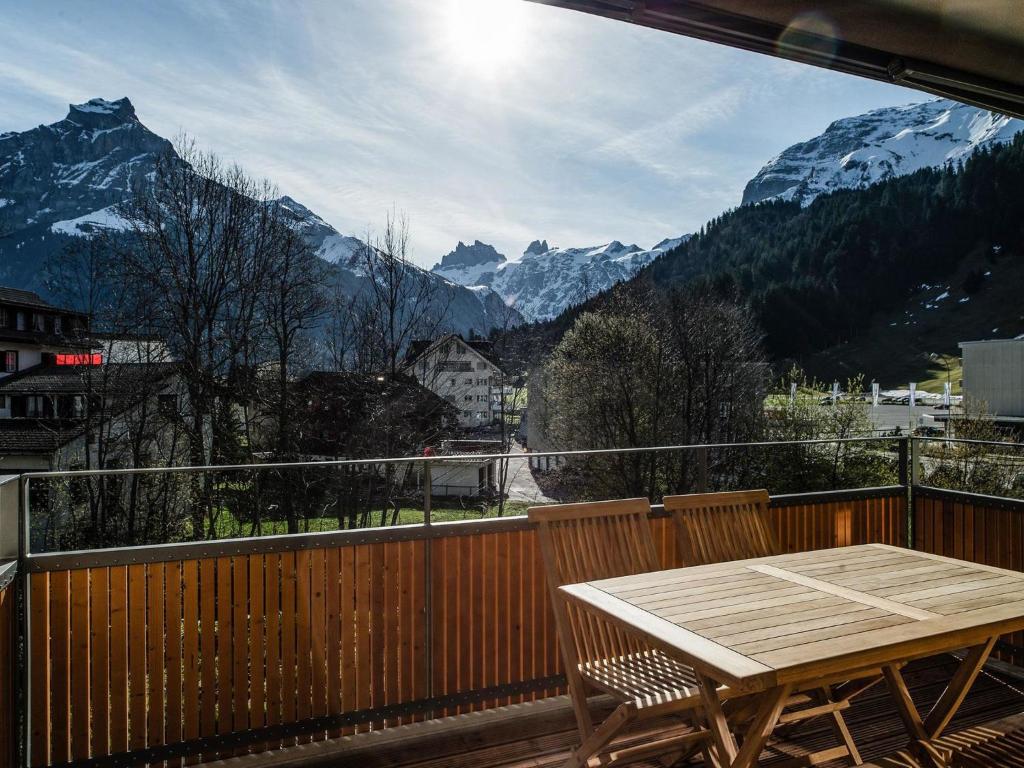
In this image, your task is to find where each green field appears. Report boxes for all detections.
[209,500,532,538]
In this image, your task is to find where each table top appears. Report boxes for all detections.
[560,543,1024,692]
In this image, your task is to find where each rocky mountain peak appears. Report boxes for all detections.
[66,97,138,128]
[434,240,507,270]
[742,98,1024,206]
[524,239,549,256]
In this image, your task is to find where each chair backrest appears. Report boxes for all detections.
[664,489,778,566]
[528,498,660,588]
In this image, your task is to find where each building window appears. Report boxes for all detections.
[477,395,487,402]
[449,378,456,386]
[33,314,45,332]
[15,312,26,331]
[72,396,85,418]
[0,309,7,327]
[437,360,471,371]
[3,351,16,373]
[464,395,473,402]
[26,396,44,418]
[464,377,473,385]
[158,394,179,416]
[53,316,62,335]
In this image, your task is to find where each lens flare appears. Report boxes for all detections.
[777,12,840,65]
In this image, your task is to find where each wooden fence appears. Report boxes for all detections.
[19,486,907,767]
[914,485,1024,657]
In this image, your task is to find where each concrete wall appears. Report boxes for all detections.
[960,339,1024,417]
[0,476,20,559]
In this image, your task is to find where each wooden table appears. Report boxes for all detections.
[560,543,1024,768]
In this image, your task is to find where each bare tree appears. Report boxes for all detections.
[114,137,305,538]
[359,210,451,380]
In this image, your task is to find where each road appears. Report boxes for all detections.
[503,443,555,504]
[868,403,947,433]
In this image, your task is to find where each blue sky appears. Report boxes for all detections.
[0,0,925,266]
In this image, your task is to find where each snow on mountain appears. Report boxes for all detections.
[743,99,1024,206]
[431,240,508,287]
[50,205,130,237]
[432,236,689,321]
[0,98,520,335]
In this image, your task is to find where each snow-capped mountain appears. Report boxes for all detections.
[743,99,1024,206]
[0,97,519,335]
[432,236,688,321]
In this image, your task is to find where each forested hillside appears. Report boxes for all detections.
[646,134,1024,358]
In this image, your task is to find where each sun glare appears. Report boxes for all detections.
[443,0,528,75]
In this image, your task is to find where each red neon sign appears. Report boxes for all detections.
[55,354,103,366]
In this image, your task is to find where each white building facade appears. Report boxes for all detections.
[405,334,505,428]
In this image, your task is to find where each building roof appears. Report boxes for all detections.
[0,420,78,454]
[404,333,505,372]
[0,362,179,395]
[0,287,83,315]
[528,1,1024,119]
[960,338,1024,348]
[296,370,453,410]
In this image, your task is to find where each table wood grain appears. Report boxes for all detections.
[561,543,1024,693]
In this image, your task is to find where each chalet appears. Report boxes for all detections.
[404,334,506,428]
[0,287,90,378]
[0,360,186,473]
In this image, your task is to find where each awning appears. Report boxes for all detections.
[527,1,1024,118]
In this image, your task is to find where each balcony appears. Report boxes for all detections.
[2,437,1024,767]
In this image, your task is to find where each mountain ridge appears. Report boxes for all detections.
[0,97,520,336]
[432,235,688,321]
[743,98,1023,206]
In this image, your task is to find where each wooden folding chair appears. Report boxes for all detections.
[529,498,718,768]
[665,490,867,767]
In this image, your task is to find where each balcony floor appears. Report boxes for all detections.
[229,654,1024,768]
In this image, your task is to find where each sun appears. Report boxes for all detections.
[442,0,529,75]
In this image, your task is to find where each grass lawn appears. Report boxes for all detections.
[209,499,532,538]
[918,353,962,395]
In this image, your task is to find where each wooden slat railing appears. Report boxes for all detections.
[914,485,1024,659]
[21,486,907,767]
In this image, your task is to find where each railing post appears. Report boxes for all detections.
[422,459,434,719]
[0,477,18,561]
[17,476,29,768]
[908,437,920,550]
[695,447,708,493]
[423,460,432,525]
[910,437,921,487]
[897,439,909,488]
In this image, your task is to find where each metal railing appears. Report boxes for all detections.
[0,435,917,768]
[9,433,1024,766]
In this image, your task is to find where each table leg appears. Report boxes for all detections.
[697,672,737,767]
[697,672,792,768]
[882,639,997,767]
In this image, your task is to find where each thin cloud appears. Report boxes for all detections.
[0,0,921,264]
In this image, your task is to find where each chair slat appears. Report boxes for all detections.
[665,490,778,566]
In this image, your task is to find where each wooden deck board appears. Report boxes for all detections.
[208,656,1024,768]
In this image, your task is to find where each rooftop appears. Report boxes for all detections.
[0,361,178,395]
[0,287,81,315]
